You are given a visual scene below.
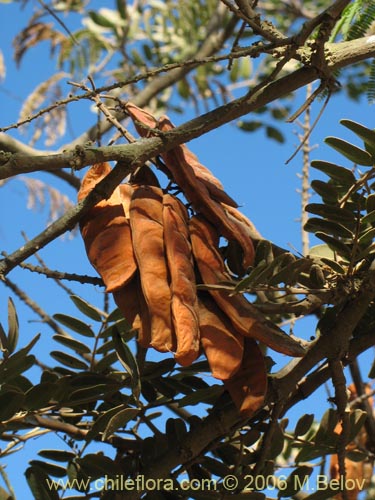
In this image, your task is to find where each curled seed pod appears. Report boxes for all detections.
[198,294,244,380]
[163,194,200,366]
[130,185,175,353]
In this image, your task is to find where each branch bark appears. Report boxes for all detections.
[2,35,375,181]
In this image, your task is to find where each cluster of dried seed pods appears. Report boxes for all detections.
[78,104,305,416]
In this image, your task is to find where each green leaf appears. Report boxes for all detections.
[106,308,124,323]
[116,0,127,19]
[305,203,355,226]
[52,334,91,354]
[95,351,118,371]
[7,298,19,354]
[201,456,231,478]
[0,390,24,420]
[314,408,339,446]
[310,160,356,185]
[53,314,95,337]
[269,258,312,286]
[294,414,314,437]
[314,232,351,259]
[78,453,122,478]
[295,444,332,464]
[25,383,57,410]
[348,409,367,441]
[304,217,353,239]
[68,384,118,405]
[340,119,375,156]
[361,209,375,226]
[325,136,373,166]
[278,466,313,497]
[177,78,191,98]
[25,466,59,500]
[366,193,375,213]
[86,404,125,440]
[320,258,346,274]
[70,295,104,322]
[29,460,67,478]
[112,327,140,400]
[50,351,89,370]
[165,418,187,447]
[96,339,114,354]
[368,357,375,378]
[0,322,7,353]
[310,180,339,203]
[229,58,240,82]
[88,10,116,28]
[265,422,285,460]
[358,227,375,246]
[309,244,336,259]
[178,385,223,407]
[0,354,36,381]
[238,120,263,132]
[38,450,76,463]
[266,125,284,143]
[102,408,140,440]
[254,239,274,266]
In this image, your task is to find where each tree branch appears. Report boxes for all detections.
[0,37,374,277]
[2,35,374,181]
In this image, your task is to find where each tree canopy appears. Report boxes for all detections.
[1,1,375,499]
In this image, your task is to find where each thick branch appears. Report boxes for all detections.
[2,35,375,181]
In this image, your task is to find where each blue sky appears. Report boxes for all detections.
[1,1,374,498]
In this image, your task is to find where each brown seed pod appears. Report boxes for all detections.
[78,163,137,292]
[125,103,254,269]
[129,185,175,353]
[224,338,267,416]
[163,194,200,366]
[189,216,305,357]
[198,294,244,380]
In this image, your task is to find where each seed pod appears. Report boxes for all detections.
[113,275,151,348]
[78,163,137,292]
[189,216,305,357]
[198,294,243,380]
[224,338,267,416]
[130,185,175,352]
[125,102,255,269]
[163,194,200,366]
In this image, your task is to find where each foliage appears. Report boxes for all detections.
[1,1,375,500]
